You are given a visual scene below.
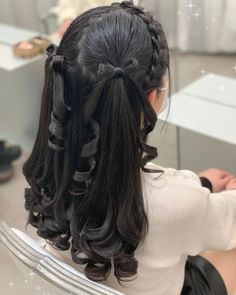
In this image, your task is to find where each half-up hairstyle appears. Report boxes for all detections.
[23,0,170,285]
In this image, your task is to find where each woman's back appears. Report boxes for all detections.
[92,162,203,295]
[43,161,236,294]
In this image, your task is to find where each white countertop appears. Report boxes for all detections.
[0,23,39,46]
[160,74,236,145]
[0,44,43,71]
[0,23,48,71]
[181,74,236,108]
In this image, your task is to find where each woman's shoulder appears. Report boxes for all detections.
[141,161,209,228]
[142,161,201,186]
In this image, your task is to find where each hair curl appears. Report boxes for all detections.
[23,0,170,285]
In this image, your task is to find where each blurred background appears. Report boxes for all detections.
[0,0,236,293]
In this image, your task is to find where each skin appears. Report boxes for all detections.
[59,18,73,36]
[51,18,73,40]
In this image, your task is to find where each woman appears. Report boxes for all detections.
[23,1,236,294]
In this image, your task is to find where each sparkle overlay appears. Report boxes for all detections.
[9,282,14,287]
[184,0,196,12]
[200,68,207,75]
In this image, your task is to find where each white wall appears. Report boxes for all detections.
[0,0,58,33]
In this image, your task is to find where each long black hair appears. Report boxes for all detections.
[23,0,169,285]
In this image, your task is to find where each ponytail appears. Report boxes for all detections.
[68,59,162,283]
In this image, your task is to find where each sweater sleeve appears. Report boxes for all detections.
[154,167,236,257]
[176,169,236,253]
[187,188,236,255]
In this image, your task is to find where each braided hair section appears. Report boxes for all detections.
[115,1,169,89]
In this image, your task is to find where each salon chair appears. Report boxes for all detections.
[0,220,125,295]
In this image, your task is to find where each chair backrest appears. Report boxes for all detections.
[0,220,125,295]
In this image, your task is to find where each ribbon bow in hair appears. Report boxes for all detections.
[97,57,139,79]
[46,43,65,72]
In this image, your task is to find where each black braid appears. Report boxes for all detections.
[116,1,169,90]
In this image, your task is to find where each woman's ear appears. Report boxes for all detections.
[147,89,157,107]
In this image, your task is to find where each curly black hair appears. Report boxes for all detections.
[23,0,170,285]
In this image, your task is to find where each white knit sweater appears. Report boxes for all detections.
[42,162,236,295]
